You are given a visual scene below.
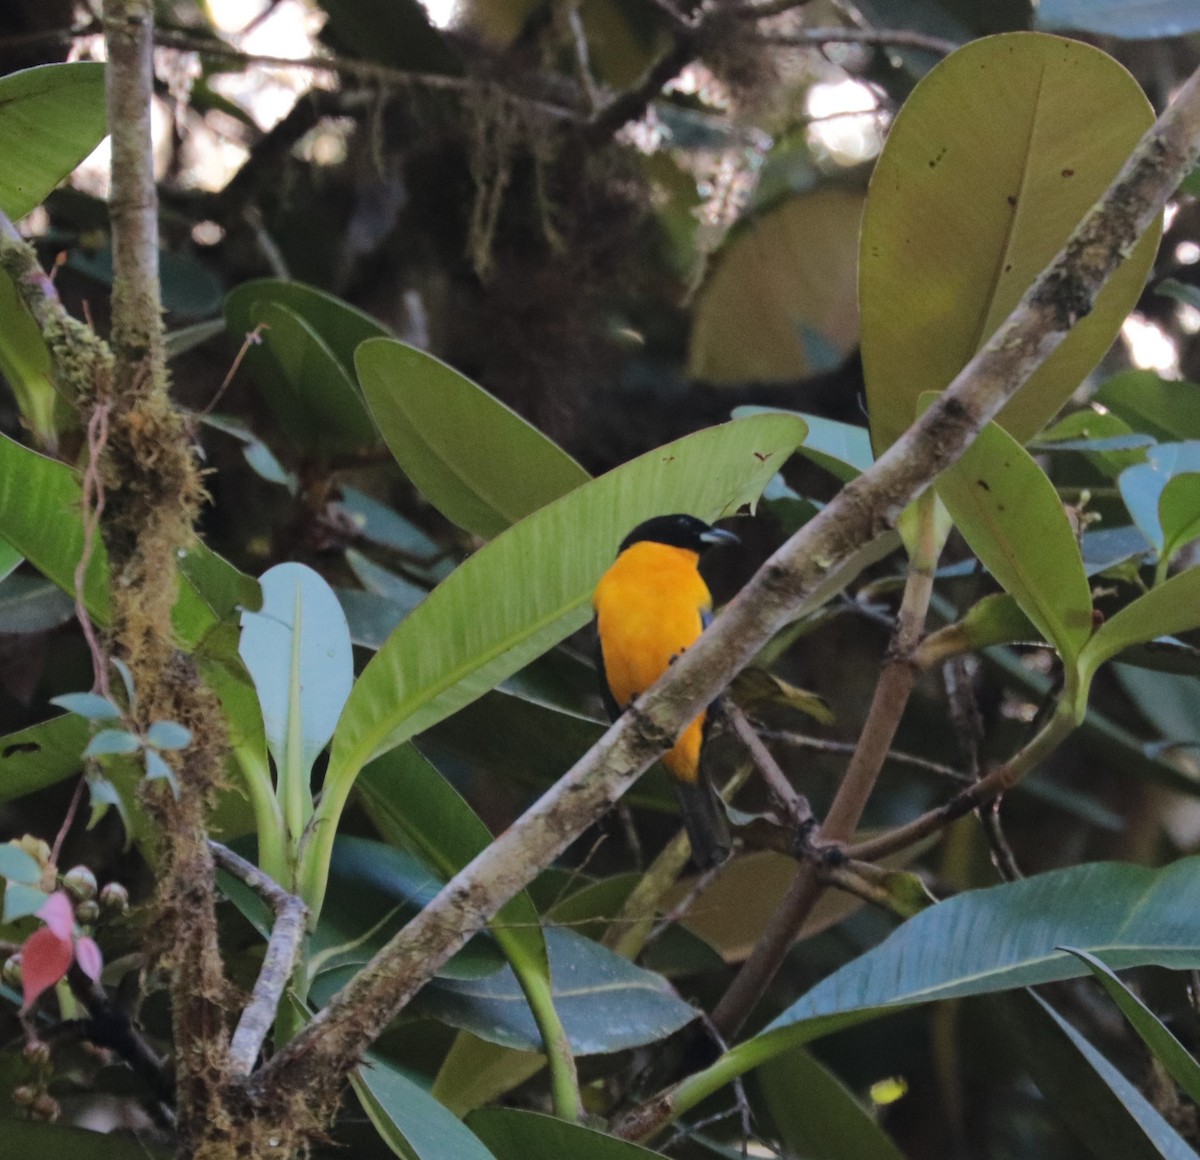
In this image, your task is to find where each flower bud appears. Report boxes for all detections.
[62,865,97,903]
[2,953,22,989]
[30,1092,59,1121]
[99,882,129,914]
[11,1085,35,1108]
[74,899,100,925]
[22,1039,51,1068]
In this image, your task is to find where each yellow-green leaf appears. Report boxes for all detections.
[861,32,1158,452]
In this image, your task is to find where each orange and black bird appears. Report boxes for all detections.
[593,514,737,869]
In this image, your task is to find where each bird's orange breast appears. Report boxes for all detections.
[593,541,713,782]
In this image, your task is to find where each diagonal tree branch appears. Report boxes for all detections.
[243,61,1200,1121]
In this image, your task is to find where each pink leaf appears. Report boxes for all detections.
[21,927,72,1009]
[35,891,74,940]
[74,936,103,983]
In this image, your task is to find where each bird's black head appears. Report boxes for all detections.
[618,513,739,555]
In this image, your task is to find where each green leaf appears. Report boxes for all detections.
[352,1052,497,1160]
[994,990,1200,1160]
[49,692,122,721]
[0,432,232,646]
[1118,443,1200,553]
[1157,278,1200,310]
[1159,472,1200,566]
[3,881,48,922]
[759,1047,908,1160]
[1035,0,1200,39]
[1063,947,1200,1105]
[0,713,90,805]
[145,720,192,750]
[337,588,418,649]
[225,279,391,374]
[432,1034,545,1117]
[415,927,696,1054]
[357,746,583,1111]
[1096,372,1200,443]
[936,419,1092,668]
[144,748,178,790]
[1034,408,1150,477]
[733,405,873,481]
[302,413,807,912]
[239,563,353,840]
[468,1108,665,1160]
[246,300,378,457]
[681,858,1200,1111]
[0,1119,169,1158]
[306,835,503,984]
[356,745,547,969]
[357,338,591,539]
[0,63,107,220]
[1081,567,1200,678]
[689,190,863,384]
[0,251,59,447]
[83,729,141,757]
[0,843,43,885]
[336,487,444,562]
[0,573,75,632]
[861,33,1158,452]
[346,548,430,606]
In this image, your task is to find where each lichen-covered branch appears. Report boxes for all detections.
[210,842,308,1076]
[246,57,1200,1125]
[102,2,233,1152]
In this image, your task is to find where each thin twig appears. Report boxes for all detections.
[758,28,960,56]
[209,842,308,1076]
[723,702,813,829]
[844,705,1077,863]
[75,403,112,699]
[583,37,695,145]
[48,777,88,869]
[757,729,972,783]
[148,28,580,121]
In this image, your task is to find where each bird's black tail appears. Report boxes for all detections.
[674,776,731,870]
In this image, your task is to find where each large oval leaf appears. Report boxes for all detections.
[861,32,1158,452]
[225,278,391,373]
[357,338,590,538]
[415,926,697,1054]
[689,189,862,384]
[675,857,1200,1112]
[936,419,1093,669]
[247,300,378,456]
[238,563,353,838]
[0,63,107,220]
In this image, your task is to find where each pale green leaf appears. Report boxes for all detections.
[861,33,1158,452]
[936,420,1092,667]
[357,338,590,539]
[352,1053,497,1160]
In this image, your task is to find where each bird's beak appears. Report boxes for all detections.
[700,526,739,547]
